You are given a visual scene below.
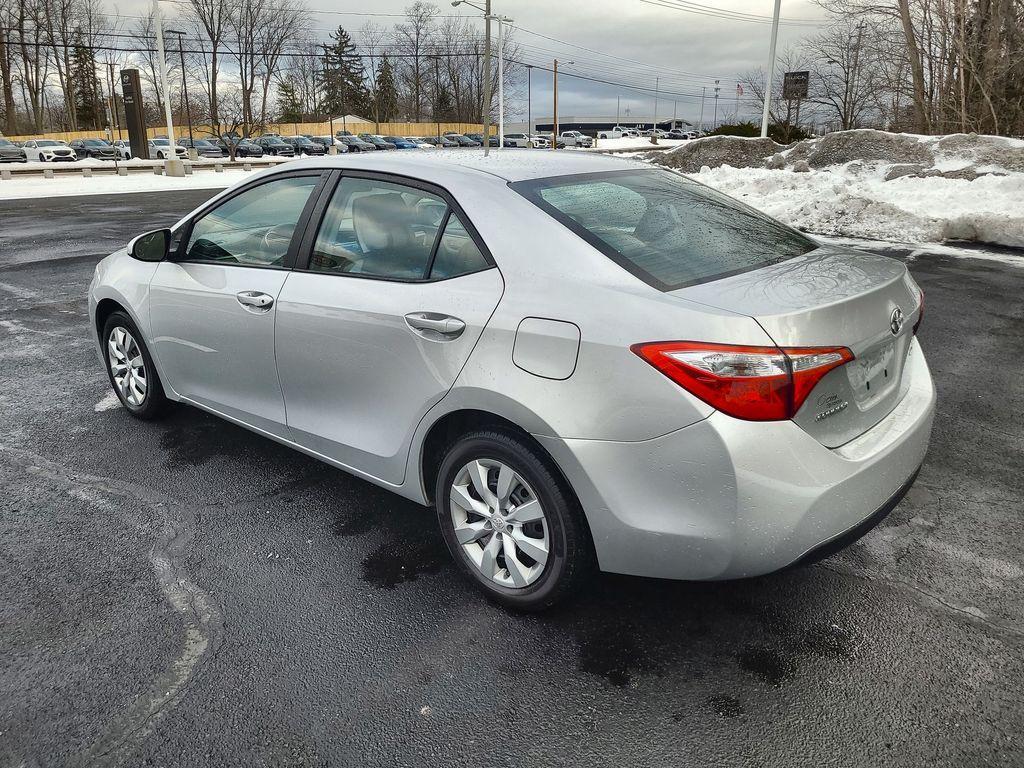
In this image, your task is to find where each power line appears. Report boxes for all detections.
[637,0,825,27]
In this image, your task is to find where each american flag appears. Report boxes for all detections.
[736,84,744,96]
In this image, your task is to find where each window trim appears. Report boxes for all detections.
[510,168,816,292]
[173,169,330,271]
[294,169,496,284]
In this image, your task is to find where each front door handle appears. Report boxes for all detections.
[236,290,274,313]
[405,312,466,339]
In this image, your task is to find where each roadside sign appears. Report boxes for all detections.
[783,71,810,100]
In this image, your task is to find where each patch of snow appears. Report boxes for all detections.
[94,391,122,412]
[0,169,237,200]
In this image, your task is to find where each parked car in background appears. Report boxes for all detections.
[22,139,76,162]
[68,138,117,160]
[502,133,531,148]
[219,136,265,158]
[309,136,348,153]
[334,130,354,137]
[382,135,419,150]
[559,130,593,148]
[338,135,376,152]
[666,128,690,139]
[530,134,551,149]
[451,134,483,147]
[405,137,435,149]
[0,137,28,162]
[421,135,458,148]
[359,134,397,150]
[178,138,225,158]
[282,136,327,156]
[254,136,296,156]
[112,139,133,159]
[465,132,499,147]
[149,138,187,160]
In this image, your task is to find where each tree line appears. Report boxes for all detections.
[0,0,517,136]
[742,0,1023,137]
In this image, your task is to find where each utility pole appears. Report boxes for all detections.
[699,86,706,132]
[320,45,336,141]
[107,62,122,140]
[845,20,866,130]
[493,15,512,150]
[651,76,659,144]
[713,79,720,129]
[151,0,183,175]
[483,0,492,155]
[672,100,677,130]
[552,58,558,149]
[760,0,781,138]
[616,94,620,126]
[527,65,532,138]
[434,56,441,144]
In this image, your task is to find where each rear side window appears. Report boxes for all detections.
[430,214,488,279]
[512,169,815,290]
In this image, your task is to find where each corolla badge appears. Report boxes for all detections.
[890,307,905,336]
[815,392,848,421]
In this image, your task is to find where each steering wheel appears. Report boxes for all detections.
[263,223,295,252]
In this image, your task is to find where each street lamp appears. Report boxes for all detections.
[165,29,194,153]
[151,0,184,175]
[452,0,493,155]
[488,14,513,150]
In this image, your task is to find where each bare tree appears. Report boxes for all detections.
[393,1,438,121]
[185,0,230,125]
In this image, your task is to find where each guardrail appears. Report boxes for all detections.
[0,157,291,181]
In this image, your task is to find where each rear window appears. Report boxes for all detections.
[512,169,814,290]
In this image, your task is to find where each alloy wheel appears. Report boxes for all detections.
[107,326,148,407]
[449,459,550,589]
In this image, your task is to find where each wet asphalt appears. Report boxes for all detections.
[1,190,1022,768]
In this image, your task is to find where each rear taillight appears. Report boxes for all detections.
[912,289,924,335]
[631,341,854,421]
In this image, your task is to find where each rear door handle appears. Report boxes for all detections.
[405,312,466,339]
[236,290,274,312]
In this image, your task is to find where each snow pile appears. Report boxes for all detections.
[0,169,236,200]
[686,164,1024,248]
[640,129,1024,248]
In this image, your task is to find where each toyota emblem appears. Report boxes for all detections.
[890,307,905,336]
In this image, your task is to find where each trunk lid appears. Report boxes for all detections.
[671,245,923,447]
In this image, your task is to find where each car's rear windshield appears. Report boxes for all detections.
[511,168,816,290]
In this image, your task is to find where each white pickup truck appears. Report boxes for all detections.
[559,130,594,148]
[597,126,630,139]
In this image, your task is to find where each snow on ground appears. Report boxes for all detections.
[583,137,687,152]
[0,168,236,200]
[687,164,1024,249]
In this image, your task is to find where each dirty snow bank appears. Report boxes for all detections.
[687,164,1024,248]
[643,130,1024,248]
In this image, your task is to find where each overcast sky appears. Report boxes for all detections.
[121,0,826,125]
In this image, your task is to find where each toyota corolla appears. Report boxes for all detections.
[89,152,934,610]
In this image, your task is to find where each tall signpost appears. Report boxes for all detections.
[782,70,810,141]
[760,0,782,137]
[120,69,148,161]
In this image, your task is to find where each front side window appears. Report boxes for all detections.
[512,169,815,290]
[183,175,320,267]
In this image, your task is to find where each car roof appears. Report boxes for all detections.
[284,149,649,183]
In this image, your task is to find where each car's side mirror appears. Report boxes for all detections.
[127,228,171,262]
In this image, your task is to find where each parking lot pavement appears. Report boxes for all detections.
[1,192,1022,767]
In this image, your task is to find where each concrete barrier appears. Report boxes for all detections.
[1,169,11,181]
[82,168,92,178]
[153,165,163,175]
[43,168,54,179]
[117,166,128,176]
[214,163,224,173]
[243,163,252,172]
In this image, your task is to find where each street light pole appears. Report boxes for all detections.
[527,65,532,138]
[151,0,183,175]
[699,86,706,131]
[453,0,492,154]
[761,0,782,138]
[167,30,193,146]
[489,14,512,150]
[651,76,659,144]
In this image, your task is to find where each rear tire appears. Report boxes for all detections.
[101,311,169,421]
[435,430,594,611]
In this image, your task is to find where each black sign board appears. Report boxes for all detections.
[783,71,810,100]
[120,69,150,160]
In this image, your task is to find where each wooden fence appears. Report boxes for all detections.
[3,121,492,143]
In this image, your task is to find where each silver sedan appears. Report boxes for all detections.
[89,151,934,610]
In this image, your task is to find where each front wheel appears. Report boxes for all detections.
[102,311,169,420]
[435,430,594,610]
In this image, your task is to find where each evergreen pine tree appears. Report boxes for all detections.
[374,54,398,123]
[322,26,369,119]
[277,79,304,123]
[71,32,103,130]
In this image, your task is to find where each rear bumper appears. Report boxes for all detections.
[537,339,936,581]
